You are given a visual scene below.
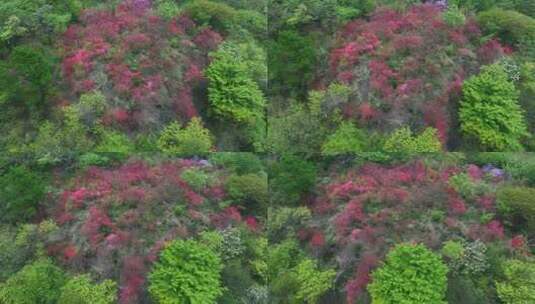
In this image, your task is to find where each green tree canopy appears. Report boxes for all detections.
[148,239,224,304]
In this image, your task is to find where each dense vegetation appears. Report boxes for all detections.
[1,0,534,303]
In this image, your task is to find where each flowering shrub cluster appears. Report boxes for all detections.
[305,160,521,302]
[61,0,222,132]
[328,4,508,144]
[50,158,260,303]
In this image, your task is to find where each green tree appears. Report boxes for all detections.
[321,121,367,155]
[0,259,66,304]
[268,30,317,97]
[477,8,535,46]
[270,154,317,205]
[148,239,223,304]
[496,259,535,304]
[459,63,528,151]
[497,186,535,231]
[0,165,46,223]
[368,243,449,304]
[292,259,335,304]
[58,275,117,304]
[0,45,53,111]
[206,44,266,124]
[157,118,214,156]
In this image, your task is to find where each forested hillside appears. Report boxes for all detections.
[1,0,534,303]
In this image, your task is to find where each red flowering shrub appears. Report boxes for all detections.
[308,161,507,302]
[327,4,504,144]
[51,158,244,301]
[61,1,223,132]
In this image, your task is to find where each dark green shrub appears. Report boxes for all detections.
[497,186,535,230]
[0,46,53,111]
[0,165,46,223]
[270,154,317,205]
[268,30,317,97]
[477,8,535,46]
[226,173,268,213]
[368,243,448,304]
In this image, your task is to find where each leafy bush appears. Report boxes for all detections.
[95,129,135,155]
[181,168,212,191]
[0,0,81,45]
[148,239,223,304]
[496,259,535,304]
[497,186,535,230]
[268,30,317,96]
[206,43,266,124]
[443,5,466,27]
[459,63,528,151]
[0,45,53,111]
[226,173,268,213]
[157,118,214,156]
[209,152,264,174]
[270,154,317,205]
[383,127,442,153]
[183,0,238,33]
[58,275,117,304]
[0,259,66,304]
[292,259,336,303]
[0,165,46,223]
[321,121,367,155]
[477,8,535,46]
[368,243,448,304]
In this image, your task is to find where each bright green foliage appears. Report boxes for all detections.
[321,121,367,155]
[459,64,527,151]
[267,239,304,283]
[368,243,448,304]
[477,8,535,46]
[448,173,490,199]
[0,46,53,110]
[383,127,442,153]
[497,186,535,230]
[0,259,66,304]
[58,275,117,304]
[148,239,223,304]
[0,0,81,44]
[443,5,466,27]
[157,118,214,156]
[75,91,107,126]
[270,154,317,205]
[292,259,336,304]
[206,43,266,124]
[0,165,46,223]
[154,0,181,20]
[496,259,535,304]
[31,106,94,164]
[441,240,465,260]
[95,129,135,155]
[181,168,212,191]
